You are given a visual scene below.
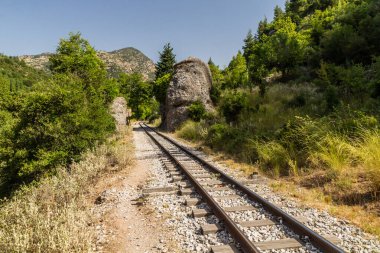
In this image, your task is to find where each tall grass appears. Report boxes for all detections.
[176,120,208,141]
[256,141,290,177]
[0,128,132,253]
[175,84,380,196]
[311,134,354,178]
[353,130,380,191]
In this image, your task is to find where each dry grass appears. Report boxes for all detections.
[0,127,133,253]
[270,179,380,239]
[175,130,380,239]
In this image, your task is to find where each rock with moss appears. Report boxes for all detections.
[164,57,214,131]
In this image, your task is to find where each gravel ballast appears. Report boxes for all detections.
[136,126,380,253]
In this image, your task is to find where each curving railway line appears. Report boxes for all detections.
[140,122,345,253]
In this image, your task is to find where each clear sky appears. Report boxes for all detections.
[0,0,285,67]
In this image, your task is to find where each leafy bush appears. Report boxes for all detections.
[1,78,115,183]
[206,123,230,149]
[287,94,306,108]
[176,120,208,141]
[118,73,159,120]
[188,100,206,122]
[219,91,248,123]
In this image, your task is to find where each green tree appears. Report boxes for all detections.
[155,43,176,79]
[49,33,117,103]
[223,51,248,89]
[208,59,223,104]
[119,73,158,119]
[1,77,115,183]
[268,17,309,76]
[243,30,256,90]
[242,30,255,63]
[321,24,368,65]
[153,73,171,105]
[274,5,285,21]
[49,33,106,85]
[154,43,176,121]
[247,34,273,96]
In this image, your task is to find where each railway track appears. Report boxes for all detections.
[140,122,345,253]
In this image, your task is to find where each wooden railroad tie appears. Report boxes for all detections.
[142,186,178,195]
[185,195,241,206]
[210,235,341,252]
[201,216,308,234]
[192,206,256,218]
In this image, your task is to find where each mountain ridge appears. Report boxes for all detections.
[18,47,156,80]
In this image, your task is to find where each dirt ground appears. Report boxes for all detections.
[89,126,177,253]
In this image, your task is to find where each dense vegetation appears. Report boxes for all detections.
[0,33,118,195]
[0,34,175,196]
[0,33,137,252]
[116,43,176,122]
[177,0,380,210]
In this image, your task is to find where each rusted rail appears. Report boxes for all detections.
[140,122,345,253]
[140,123,260,253]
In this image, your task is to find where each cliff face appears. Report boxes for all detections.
[19,47,155,81]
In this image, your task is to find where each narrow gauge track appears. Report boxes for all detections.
[140,123,345,253]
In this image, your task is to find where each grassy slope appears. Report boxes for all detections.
[0,127,133,252]
[175,83,380,238]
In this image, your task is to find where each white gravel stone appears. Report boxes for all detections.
[139,127,380,253]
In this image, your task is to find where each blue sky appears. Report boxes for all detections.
[0,0,285,67]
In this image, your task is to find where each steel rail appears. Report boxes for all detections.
[140,123,260,253]
[142,123,345,253]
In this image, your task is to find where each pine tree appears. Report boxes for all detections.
[256,17,269,41]
[155,43,176,80]
[274,5,284,21]
[243,30,256,90]
[242,30,255,63]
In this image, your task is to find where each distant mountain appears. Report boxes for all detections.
[18,47,156,81]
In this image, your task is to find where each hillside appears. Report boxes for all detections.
[19,47,156,80]
[0,54,49,93]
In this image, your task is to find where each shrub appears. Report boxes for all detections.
[0,78,115,183]
[188,100,206,122]
[219,91,248,123]
[257,141,291,177]
[176,120,208,141]
[206,123,230,149]
[287,94,306,108]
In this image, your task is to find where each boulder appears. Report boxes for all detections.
[164,57,214,131]
[110,97,130,130]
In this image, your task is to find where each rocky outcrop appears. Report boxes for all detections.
[98,48,156,80]
[18,53,52,72]
[110,97,130,130]
[18,47,155,81]
[164,57,214,131]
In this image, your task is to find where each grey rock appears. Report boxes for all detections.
[164,57,214,131]
[110,97,131,129]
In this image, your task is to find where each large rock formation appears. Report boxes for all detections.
[164,57,214,131]
[110,97,130,130]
